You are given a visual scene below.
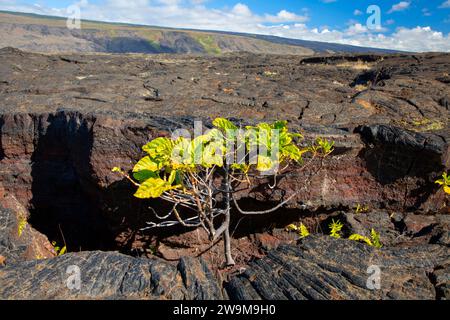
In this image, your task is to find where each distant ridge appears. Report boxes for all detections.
[0,10,399,55]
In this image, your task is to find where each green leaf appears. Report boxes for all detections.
[134,178,178,199]
[329,219,343,239]
[370,229,383,248]
[444,186,450,195]
[349,234,373,246]
[172,137,192,165]
[133,170,158,182]
[59,246,67,256]
[273,120,288,131]
[282,144,307,162]
[212,118,237,131]
[256,155,275,172]
[168,170,177,184]
[256,122,272,131]
[133,156,160,172]
[142,137,173,158]
[202,143,224,167]
[299,223,310,239]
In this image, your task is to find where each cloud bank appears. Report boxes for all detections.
[0,0,449,52]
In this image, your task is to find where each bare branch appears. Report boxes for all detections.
[232,191,299,215]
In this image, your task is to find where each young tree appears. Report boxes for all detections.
[113,118,333,266]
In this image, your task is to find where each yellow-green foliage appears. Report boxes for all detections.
[286,223,310,238]
[114,118,312,199]
[371,229,382,248]
[17,217,27,237]
[329,219,344,239]
[299,223,310,238]
[435,172,450,195]
[348,234,373,245]
[52,241,67,256]
[349,228,382,248]
[311,137,335,155]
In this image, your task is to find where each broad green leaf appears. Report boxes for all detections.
[444,186,450,195]
[256,122,271,131]
[142,137,173,158]
[212,118,237,131]
[133,156,160,172]
[282,144,308,162]
[256,155,275,172]
[273,120,288,131]
[133,170,157,182]
[172,138,191,165]
[134,178,178,199]
[279,132,292,147]
[202,144,224,167]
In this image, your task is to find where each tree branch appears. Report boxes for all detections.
[232,191,299,215]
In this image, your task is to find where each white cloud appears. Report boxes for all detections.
[0,0,449,52]
[439,1,450,8]
[388,1,411,13]
[353,9,363,16]
[231,3,252,16]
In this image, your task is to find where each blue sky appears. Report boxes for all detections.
[1,0,450,51]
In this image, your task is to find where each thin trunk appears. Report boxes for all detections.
[223,168,235,266]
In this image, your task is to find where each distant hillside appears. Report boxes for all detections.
[0,10,397,55]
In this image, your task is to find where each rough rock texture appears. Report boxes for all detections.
[0,49,449,300]
[0,251,224,300]
[0,184,55,265]
[0,49,448,220]
[226,236,450,300]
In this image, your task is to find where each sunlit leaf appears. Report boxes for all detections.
[133,156,160,172]
[142,137,173,158]
[134,178,179,199]
[133,170,157,182]
[349,234,373,246]
[212,118,237,131]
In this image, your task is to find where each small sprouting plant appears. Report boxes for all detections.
[299,223,310,238]
[349,228,382,248]
[370,228,382,248]
[435,172,450,195]
[286,223,310,238]
[17,217,27,237]
[355,203,369,214]
[311,137,335,156]
[52,241,67,256]
[113,118,334,266]
[329,219,344,239]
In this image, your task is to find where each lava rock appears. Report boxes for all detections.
[0,251,224,300]
[226,235,449,300]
